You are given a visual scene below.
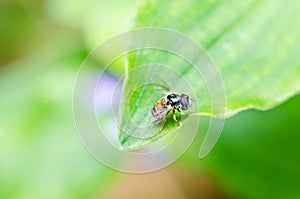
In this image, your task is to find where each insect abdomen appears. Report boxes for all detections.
[151,97,168,118]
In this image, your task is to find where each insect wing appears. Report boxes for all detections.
[150,106,170,126]
[150,77,173,94]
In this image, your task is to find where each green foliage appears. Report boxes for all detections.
[0,43,113,199]
[118,1,300,198]
[0,1,136,198]
[178,94,300,199]
[205,94,300,199]
[119,0,300,149]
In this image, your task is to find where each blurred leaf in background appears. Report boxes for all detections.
[0,0,136,199]
[202,94,300,199]
[0,0,45,65]
[177,94,300,199]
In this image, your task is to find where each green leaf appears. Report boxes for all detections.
[119,0,300,149]
[0,42,114,199]
[210,94,300,199]
[177,93,300,199]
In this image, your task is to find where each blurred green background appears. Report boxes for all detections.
[0,1,299,199]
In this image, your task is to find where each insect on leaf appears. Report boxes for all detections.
[118,0,300,150]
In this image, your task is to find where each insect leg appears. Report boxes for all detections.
[172,109,178,122]
[174,109,181,128]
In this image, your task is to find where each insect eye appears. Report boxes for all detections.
[180,94,191,111]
